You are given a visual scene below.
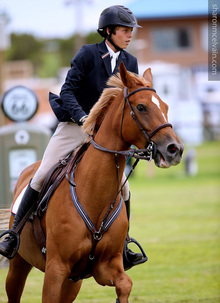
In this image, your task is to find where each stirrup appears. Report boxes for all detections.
[0,230,20,260]
[123,237,148,271]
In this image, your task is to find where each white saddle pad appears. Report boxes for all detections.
[11,185,28,215]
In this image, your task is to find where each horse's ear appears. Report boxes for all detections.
[119,62,136,88]
[143,68,153,85]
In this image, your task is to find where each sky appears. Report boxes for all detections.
[0,0,134,39]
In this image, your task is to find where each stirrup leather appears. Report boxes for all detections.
[123,237,148,271]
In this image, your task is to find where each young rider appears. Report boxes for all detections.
[0,5,146,267]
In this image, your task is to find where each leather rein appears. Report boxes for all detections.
[90,85,172,161]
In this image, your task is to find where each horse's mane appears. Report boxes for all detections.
[83,72,150,137]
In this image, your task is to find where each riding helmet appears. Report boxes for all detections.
[97,5,141,37]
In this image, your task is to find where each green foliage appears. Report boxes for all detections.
[6,33,43,62]
[36,52,62,78]
[0,141,219,302]
[5,31,103,78]
[85,31,102,45]
[57,35,76,66]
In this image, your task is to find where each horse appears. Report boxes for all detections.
[3,62,184,303]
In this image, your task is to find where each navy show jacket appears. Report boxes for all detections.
[49,40,138,124]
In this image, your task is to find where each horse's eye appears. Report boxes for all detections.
[136,104,147,112]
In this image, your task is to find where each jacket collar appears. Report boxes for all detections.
[98,40,111,76]
[98,40,126,76]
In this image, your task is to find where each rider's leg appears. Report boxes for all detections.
[0,182,39,258]
[0,122,87,259]
[121,174,143,265]
[31,122,87,191]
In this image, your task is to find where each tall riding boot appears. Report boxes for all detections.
[0,182,39,259]
[124,194,143,264]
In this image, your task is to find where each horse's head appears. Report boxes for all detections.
[119,62,184,168]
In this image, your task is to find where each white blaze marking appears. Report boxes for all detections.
[152,96,167,122]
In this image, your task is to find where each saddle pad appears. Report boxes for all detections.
[11,185,28,215]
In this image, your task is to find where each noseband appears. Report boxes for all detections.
[122,86,172,159]
[90,85,172,161]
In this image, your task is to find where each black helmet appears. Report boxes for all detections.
[98,5,141,37]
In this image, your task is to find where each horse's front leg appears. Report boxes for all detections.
[42,258,70,303]
[60,278,82,303]
[114,271,132,303]
[94,255,132,303]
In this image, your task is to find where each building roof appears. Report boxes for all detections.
[128,0,207,19]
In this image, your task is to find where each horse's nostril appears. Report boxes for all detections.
[168,144,179,154]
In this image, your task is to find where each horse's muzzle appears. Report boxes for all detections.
[153,140,184,168]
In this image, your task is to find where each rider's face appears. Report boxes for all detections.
[107,26,133,51]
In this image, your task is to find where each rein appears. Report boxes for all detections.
[90,136,155,161]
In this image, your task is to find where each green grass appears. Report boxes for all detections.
[0,141,220,302]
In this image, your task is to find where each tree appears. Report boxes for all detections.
[6,31,102,78]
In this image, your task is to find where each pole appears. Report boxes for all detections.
[0,49,6,126]
[0,11,10,126]
[74,0,85,52]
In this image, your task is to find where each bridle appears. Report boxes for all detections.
[121,86,172,159]
[90,85,172,161]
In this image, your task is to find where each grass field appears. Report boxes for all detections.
[0,141,219,303]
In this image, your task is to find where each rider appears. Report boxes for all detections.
[0,5,145,267]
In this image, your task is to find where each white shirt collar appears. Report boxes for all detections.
[105,42,120,59]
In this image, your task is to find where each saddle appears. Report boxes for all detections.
[33,142,89,258]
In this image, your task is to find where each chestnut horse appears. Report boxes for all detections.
[3,63,184,303]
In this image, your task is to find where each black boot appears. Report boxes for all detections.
[123,193,148,270]
[124,195,142,262]
[0,182,39,259]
